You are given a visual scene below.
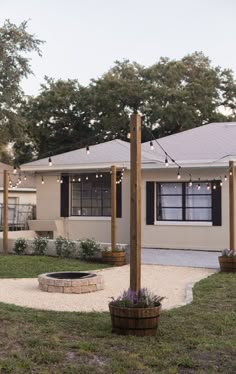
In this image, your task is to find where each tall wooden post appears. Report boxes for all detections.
[229,160,235,252]
[130,113,141,292]
[3,170,8,255]
[111,165,117,251]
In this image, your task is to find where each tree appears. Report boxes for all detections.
[0,19,43,159]
[21,78,93,160]
[89,60,150,141]
[89,53,236,140]
[143,52,236,137]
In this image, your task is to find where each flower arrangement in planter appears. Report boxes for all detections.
[101,246,126,266]
[218,249,236,272]
[109,288,164,336]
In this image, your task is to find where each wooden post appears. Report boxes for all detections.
[130,113,142,292]
[3,170,8,255]
[229,160,235,252]
[111,165,117,251]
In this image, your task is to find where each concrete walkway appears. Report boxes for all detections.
[141,248,220,269]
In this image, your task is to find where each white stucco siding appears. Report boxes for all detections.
[36,175,61,219]
[33,167,232,250]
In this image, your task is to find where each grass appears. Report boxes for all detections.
[0,256,235,373]
[0,255,110,278]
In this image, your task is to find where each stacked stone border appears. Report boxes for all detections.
[38,271,104,294]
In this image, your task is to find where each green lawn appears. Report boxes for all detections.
[0,255,110,278]
[0,256,235,373]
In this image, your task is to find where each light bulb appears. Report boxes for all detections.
[150,141,154,151]
[48,157,52,166]
[165,156,169,167]
[13,166,17,174]
[224,175,228,181]
[86,146,90,155]
[41,177,44,185]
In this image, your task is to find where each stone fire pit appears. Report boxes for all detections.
[38,271,104,294]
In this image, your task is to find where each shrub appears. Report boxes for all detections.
[110,288,164,308]
[79,239,101,260]
[32,236,48,256]
[13,238,27,255]
[55,236,76,258]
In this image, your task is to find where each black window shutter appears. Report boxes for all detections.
[146,182,155,225]
[60,176,69,217]
[212,180,221,226]
[116,181,122,218]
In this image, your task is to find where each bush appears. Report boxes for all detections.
[32,236,48,256]
[79,239,101,260]
[55,236,76,258]
[13,238,27,255]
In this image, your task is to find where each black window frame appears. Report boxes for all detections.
[70,173,112,217]
[156,181,214,222]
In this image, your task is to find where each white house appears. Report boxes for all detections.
[20,122,236,250]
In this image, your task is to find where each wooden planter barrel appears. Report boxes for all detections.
[219,256,236,272]
[102,251,126,266]
[109,303,161,336]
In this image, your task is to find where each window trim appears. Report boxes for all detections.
[156,181,213,223]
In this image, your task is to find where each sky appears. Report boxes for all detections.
[1,0,236,96]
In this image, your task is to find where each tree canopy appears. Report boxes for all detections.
[0,19,43,160]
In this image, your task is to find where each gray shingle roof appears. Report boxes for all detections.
[21,122,236,172]
[142,122,236,165]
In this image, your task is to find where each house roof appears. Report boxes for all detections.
[142,122,236,166]
[21,139,160,172]
[21,122,236,172]
[0,162,36,190]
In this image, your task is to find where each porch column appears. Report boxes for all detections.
[111,165,117,251]
[130,113,141,292]
[229,160,235,252]
[3,170,8,254]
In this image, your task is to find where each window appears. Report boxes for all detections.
[157,182,212,222]
[71,173,111,216]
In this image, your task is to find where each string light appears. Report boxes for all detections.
[41,176,44,185]
[127,132,131,139]
[86,176,89,180]
[213,183,217,190]
[230,170,233,176]
[57,176,60,183]
[177,167,181,180]
[188,174,192,187]
[165,154,169,167]
[78,177,81,182]
[100,173,103,178]
[224,175,228,181]
[72,176,75,182]
[150,141,154,151]
[86,146,90,155]
[96,173,99,178]
[13,166,17,174]
[197,178,201,190]
[220,177,223,187]
[48,157,52,166]
[60,178,63,184]
[24,175,27,181]
[206,182,210,190]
